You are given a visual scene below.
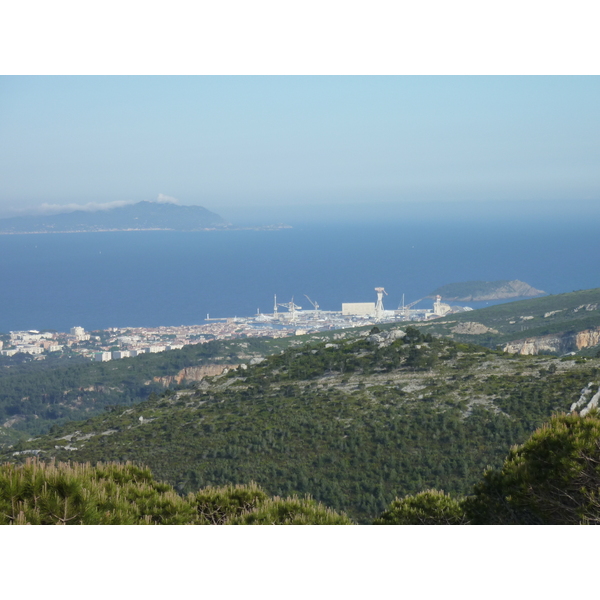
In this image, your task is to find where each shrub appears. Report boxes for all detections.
[374,489,468,525]
[465,411,600,524]
[0,461,353,525]
[0,459,195,524]
[228,495,354,525]
[193,482,269,524]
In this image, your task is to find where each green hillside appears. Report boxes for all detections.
[6,411,600,524]
[3,288,600,522]
[419,287,600,350]
[4,288,599,447]
[6,326,599,522]
[0,335,319,444]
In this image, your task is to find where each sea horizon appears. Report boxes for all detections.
[1,215,598,333]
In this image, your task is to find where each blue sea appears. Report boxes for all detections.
[0,216,598,333]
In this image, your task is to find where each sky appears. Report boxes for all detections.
[1,76,599,224]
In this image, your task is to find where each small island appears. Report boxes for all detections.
[429,279,546,302]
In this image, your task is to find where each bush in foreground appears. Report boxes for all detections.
[194,482,269,524]
[0,460,196,525]
[374,411,600,525]
[6,411,600,525]
[228,496,354,525]
[373,490,468,525]
[0,459,352,525]
[465,411,600,524]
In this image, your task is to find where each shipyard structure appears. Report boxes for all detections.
[206,288,472,335]
[0,289,473,362]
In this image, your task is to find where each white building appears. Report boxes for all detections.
[341,302,375,316]
[148,345,166,353]
[94,352,112,362]
[16,345,44,355]
[112,350,130,359]
[10,331,49,343]
[118,336,141,344]
[70,326,90,341]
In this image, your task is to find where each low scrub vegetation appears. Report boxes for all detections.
[4,411,600,524]
[0,459,351,525]
[5,326,599,522]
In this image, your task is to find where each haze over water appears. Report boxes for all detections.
[1,78,599,332]
[1,213,598,333]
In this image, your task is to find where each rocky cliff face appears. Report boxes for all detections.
[575,328,600,350]
[153,364,235,387]
[503,326,600,355]
[450,322,498,335]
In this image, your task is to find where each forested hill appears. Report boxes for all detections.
[0,335,315,445]
[417,287,600,353]
[0,201,226,233]
[6,325,599,522]
[3,288,600,450]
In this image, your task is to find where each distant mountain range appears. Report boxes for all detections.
[0,201,228,233]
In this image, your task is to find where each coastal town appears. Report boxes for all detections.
[0,290,471,363]
[0,321,295,362]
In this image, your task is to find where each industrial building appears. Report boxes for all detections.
[342,303,375,316]
[205,287,472,335]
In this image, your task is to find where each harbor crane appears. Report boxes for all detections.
[397,296,424,318]
[374,287,388,322]
[304,295,320,317]
[277,297,302,323]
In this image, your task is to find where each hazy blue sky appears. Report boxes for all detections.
[1,76,599,223]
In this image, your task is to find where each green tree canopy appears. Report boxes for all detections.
[465,410,600,525]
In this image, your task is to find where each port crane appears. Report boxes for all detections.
[304,295,320,317]
[374,287,388,322]
[277,297,302,323]
[397,295,424,318]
